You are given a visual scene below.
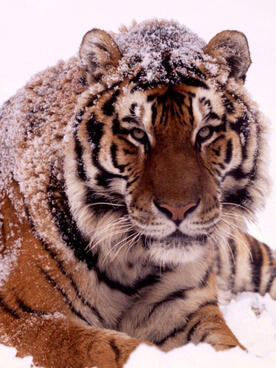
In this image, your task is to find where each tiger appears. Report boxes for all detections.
[0,19,275,368]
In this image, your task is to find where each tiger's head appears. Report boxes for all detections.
[64,20,268,265]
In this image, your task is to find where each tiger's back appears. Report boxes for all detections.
[0,19,276,368]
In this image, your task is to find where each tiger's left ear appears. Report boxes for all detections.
[80,29,122,82]
[205,30,251,81]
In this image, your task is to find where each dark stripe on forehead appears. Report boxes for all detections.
[178,75,208,89]
[151,103,157,126]
[130,71,208,92]
[112,117,130,135]
[102,89,120,116]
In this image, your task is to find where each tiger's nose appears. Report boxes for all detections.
[154,200,199,225]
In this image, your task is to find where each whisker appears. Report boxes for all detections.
[106,232,140,264]
[221,202,255,220]
[91,224,134,250]
[87,202,125,207]
[219,218,253,262]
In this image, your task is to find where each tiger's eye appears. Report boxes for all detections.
[131,128,146,141]
[198,126,211,139]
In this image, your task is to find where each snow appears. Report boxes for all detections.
[0,0,276,367]
[0,345,36,368]
[113,20,209,85]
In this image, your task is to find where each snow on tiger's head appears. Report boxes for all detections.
[63,20,269,265]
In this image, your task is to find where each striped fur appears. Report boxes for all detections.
[0,20,275,368]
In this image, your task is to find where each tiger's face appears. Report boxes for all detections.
[64,24,265,265]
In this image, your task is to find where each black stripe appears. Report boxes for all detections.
[178,75,208,89]
[47,173,98,270]
[186,320,201,342]
[95,270,161,296]
[151,103,157,126]
[39,267,92,326]
[130,103,138,115]
[87,115,127,186]
[199,268,211,288]
[102,90,120,116]
[17,298,46,316]
[130,70,208,91]
[249,237,263,292]
[226,166,247,180]
[266,267,276,294]
[264,244,274,294]
[110,143,127,173]
[122,116,140,124]
[215,248,222,276]
[187,95,194,125]
[93,72,104,83]
[126,176,139,188]
[146,289,186,321]
[73,132,87,182]
[222,188,251,207]
[229,238,236,290]
[147,94,157,102]
[160,104,169,126]
[206,112,220,121]
[225,139,233,164]
[0,295,20,319]
[86,114,104,144]
[109,339,121,363]
[96,170,126,187]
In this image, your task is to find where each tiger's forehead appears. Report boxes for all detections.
[116,83,225,131]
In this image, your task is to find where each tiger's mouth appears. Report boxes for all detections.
[141,229,208,248]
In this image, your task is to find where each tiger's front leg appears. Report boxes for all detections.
[0,311,141,368]
[0,186,143,368]
[118,265,244,352]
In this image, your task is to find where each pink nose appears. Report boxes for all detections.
[154,201,199,224]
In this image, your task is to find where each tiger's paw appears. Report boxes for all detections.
[86,330,145,368]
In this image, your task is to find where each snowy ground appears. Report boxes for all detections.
[0,0,276,367]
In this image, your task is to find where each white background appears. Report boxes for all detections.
[0,1,276,367]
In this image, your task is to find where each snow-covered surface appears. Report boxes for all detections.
[125,293,276,368]
[0,345,35,368]
[0,0,276,367]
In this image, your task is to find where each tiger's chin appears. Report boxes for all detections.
[141,230,211,266]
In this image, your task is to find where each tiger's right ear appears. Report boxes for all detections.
[79,29,122,82]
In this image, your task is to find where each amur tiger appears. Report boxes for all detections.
[0,19,275,368]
